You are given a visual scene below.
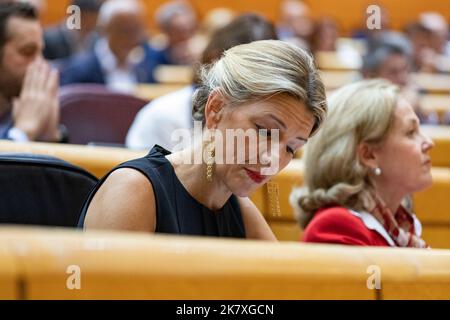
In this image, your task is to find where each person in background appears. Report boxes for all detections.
[291,80,433,248]
[153,0,198,65]
[361,36,411,88]
[80,40,327,239]
[405,16,450,74]
[59,0,165,93]
[0,2,65,142]
[43,0,102,61]
[199,7,235,38]
[126,14,278,151]
[361,34,439,124]
[309,16,362,68]
[309,17,339,53]
[419,12,450,57]
[182,7,237,61]
[276,0,313,50]
[13,0,46,14]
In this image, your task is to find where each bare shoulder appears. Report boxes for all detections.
[84,168,156,232]
[237,197,277,241]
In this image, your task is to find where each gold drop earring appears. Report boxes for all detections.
[206,144,215,182]
[267,181,281,218]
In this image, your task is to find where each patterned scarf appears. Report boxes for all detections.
[369,194,429,248]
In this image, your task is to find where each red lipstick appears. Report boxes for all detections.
[244,168,265,184]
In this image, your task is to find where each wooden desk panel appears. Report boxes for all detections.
[0,141,145,178]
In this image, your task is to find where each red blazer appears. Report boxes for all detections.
[302,206,390,246]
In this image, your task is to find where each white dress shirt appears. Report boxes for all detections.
[94,38,137,93]
[126,86,195,151]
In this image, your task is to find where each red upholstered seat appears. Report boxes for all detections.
[59,84,149,145]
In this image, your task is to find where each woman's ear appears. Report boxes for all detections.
[357,142,379,170]
[204,90,226,129]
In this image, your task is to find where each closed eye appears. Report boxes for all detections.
[255,124,271,137]
[407,128,417,136]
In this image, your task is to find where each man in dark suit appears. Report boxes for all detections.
[43,0,102,61]
[59,0,167,92]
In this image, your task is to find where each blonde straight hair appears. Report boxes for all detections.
[192,40,328,136]
[290,79,400,228]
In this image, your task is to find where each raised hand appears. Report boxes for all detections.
[12,59,61,141]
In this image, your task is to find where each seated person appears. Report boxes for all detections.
[79,40,328,239]
[405,17,449,74]
[59,0,166,93]
[276,0,313,50]
[153,0,199,65]
[361,36,439,124]
[419,12,450,58]
[0,2,65,142]
[291,79,433,248]
[126,13,278,151]
[43,0,101,61]
[309,17,339,53]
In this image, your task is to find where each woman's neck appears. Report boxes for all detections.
[373,182,404,214]
[167,145,232,211]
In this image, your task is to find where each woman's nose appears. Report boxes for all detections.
[422,132,435,152]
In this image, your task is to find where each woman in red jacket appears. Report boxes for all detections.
[290,79,434,248]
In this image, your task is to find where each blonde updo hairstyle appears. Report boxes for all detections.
[290,79,400,228]
[192,40,327,136]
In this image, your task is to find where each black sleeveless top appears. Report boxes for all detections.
[78,145,246,238]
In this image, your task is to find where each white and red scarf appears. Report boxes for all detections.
[369,194,429,248]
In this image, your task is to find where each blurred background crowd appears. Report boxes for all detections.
[0,0,449,148]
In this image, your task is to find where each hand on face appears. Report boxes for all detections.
[12,59,61,141]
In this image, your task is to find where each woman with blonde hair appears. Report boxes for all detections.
[79,40,327,240]
[290,79,433,247]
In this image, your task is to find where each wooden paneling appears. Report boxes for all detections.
[2,227,450,300]
[0,245,18,300]
[134,83,186,100]
[0,227,375,299]
[363,247,450,299]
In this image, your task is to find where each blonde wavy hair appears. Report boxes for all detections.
[290,79,400,228]
[192,39,327,136]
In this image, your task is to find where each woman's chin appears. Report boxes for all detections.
[230,183,261,198]
[413,175,433,193]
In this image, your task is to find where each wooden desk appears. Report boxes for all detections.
[153,65,194,84]
[316,51,361,71]
[320,70,359,90]
[413,73,450,94]
[1,227,450,299]
[420,95,450,122]
[134,84,186,100]
[0,141,146,178]
[0,245,18,299]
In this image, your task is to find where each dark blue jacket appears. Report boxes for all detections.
[59,43,168,86]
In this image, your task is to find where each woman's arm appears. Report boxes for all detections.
[84,168,156,232]
[238,197,277,241]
